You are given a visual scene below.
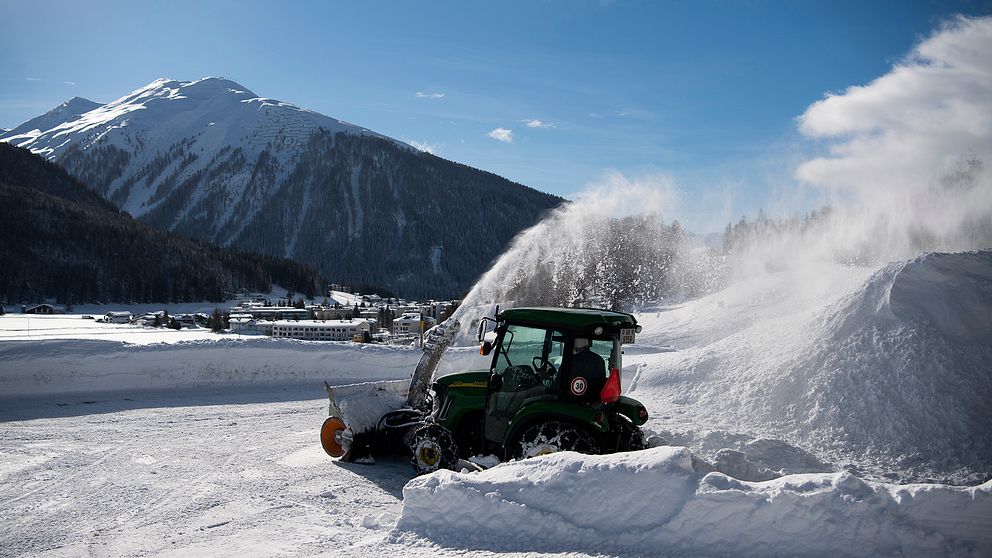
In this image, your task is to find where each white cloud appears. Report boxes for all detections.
[64,81,76,86]
[25,77,41,81]
[415,91,445,99]
[488,128,513,143]
[794,14,992,256]
[522,119,555,129]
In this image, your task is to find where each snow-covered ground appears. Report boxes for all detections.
[0,386,510,557]
[2,251,990,556]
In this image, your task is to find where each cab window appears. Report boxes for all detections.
[497,324,566,390]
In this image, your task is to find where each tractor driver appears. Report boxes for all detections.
[568,337,607,400]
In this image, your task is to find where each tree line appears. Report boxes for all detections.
[0,144,325,305]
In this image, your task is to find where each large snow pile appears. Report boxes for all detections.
[628,251,992,483]
[0,337,420,396]
[396,447,992,557]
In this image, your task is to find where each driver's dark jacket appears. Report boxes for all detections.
[570,348,606,400]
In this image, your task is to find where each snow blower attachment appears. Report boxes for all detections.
[320,307,650,474]
[321,319,460,462]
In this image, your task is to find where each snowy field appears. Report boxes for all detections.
[2,251,991,556]
[0,386,560,557]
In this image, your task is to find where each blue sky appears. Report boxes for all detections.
[2,0,989,231]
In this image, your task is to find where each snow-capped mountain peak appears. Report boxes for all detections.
[0,76,562,298]
[0,96,101,146]
[3,77,400,160]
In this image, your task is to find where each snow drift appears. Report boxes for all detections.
[0,337,420,396]
[396,447,992,557]
[631,251,992,484]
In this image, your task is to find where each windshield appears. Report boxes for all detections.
[497,324,566,390]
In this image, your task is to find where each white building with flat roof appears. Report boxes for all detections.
[391,312,436,336]
[271,319,371,341]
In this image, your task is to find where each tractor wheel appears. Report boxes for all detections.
[410,424,459,475]
[615,415,646,452]
[320,416,348,457]
[513,421,600,459]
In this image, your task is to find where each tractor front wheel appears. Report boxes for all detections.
[512,421,600,459]
[410,424,459,475]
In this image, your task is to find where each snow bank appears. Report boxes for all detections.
[0,337,420,395]
[396,447,992,557]
[629,251,992,483]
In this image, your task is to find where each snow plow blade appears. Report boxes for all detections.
[322,379,422,462]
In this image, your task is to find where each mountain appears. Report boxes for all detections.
[1,77,564,298]
[1,96,102,147]
[0,143,325,304]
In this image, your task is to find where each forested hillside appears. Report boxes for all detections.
[0,144,324,304]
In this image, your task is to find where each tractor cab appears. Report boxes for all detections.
[474,307,646,459]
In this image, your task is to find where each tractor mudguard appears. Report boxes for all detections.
[611,395,649,426]
[503,401,610,450]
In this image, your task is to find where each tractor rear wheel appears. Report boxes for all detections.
[410,423,459,475]
[616,415,646,452]
[512,421,599,459]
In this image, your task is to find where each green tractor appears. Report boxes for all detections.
[320,307,649,475]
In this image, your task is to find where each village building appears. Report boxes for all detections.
[172,314,199,328]
[229,314,273,335]
[391,312,436,336]
[135,311,167,326]
[313,306,353,320]
[23,303,58,314]
[104,311,132,324]
[230,306,311,321]
[271,319,372,341]
[419,300,457,320]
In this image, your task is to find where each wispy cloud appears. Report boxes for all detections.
[488,128,513,143]
[415,91,445,99]
[25,77,76,86]
[522,118,555,129]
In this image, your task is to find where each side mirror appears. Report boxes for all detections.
[479,331,497,355]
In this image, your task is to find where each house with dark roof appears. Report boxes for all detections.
[24,303,57,314]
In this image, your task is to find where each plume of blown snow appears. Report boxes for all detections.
[790,15,992,262]
[716,15,992,306]
[451,172,687,339]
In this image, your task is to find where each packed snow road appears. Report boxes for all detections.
[0,386,568,558]
[0,385,403,556]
